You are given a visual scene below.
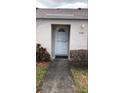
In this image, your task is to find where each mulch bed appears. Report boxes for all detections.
[36,62,48,67]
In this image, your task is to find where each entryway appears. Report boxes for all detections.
[52,24,70,59]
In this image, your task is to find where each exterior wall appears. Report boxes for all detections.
[36,19,52,55]
[70,20,88,50]
[70,49,88,66]
[36,19,88,58]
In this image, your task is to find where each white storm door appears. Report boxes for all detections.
[55,29,68,55]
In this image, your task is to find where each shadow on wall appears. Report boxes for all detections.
[70,49,88,68]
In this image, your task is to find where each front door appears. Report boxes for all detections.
[55,28,69,56]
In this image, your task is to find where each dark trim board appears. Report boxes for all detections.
[36,18,88,20]
[55,56,68,59]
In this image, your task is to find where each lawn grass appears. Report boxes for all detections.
[71,67,88,93]
[36,62,48,93]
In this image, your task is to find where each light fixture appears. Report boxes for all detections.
[81,24,85,29]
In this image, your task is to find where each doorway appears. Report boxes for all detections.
[52,24,70,59]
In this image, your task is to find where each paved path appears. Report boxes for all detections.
[41,59,75,93]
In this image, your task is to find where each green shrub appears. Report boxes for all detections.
[36,43,50,62]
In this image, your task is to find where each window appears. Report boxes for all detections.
[58,28,65,32]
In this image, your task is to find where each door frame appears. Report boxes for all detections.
[51,24,71,59]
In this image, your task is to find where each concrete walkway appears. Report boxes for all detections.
[41,59,75,93]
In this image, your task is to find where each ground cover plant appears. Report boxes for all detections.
[71,66,88,93]
[36,43,50,62]
[36,62,48,93]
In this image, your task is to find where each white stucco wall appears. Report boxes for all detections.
[36,19,88,56]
